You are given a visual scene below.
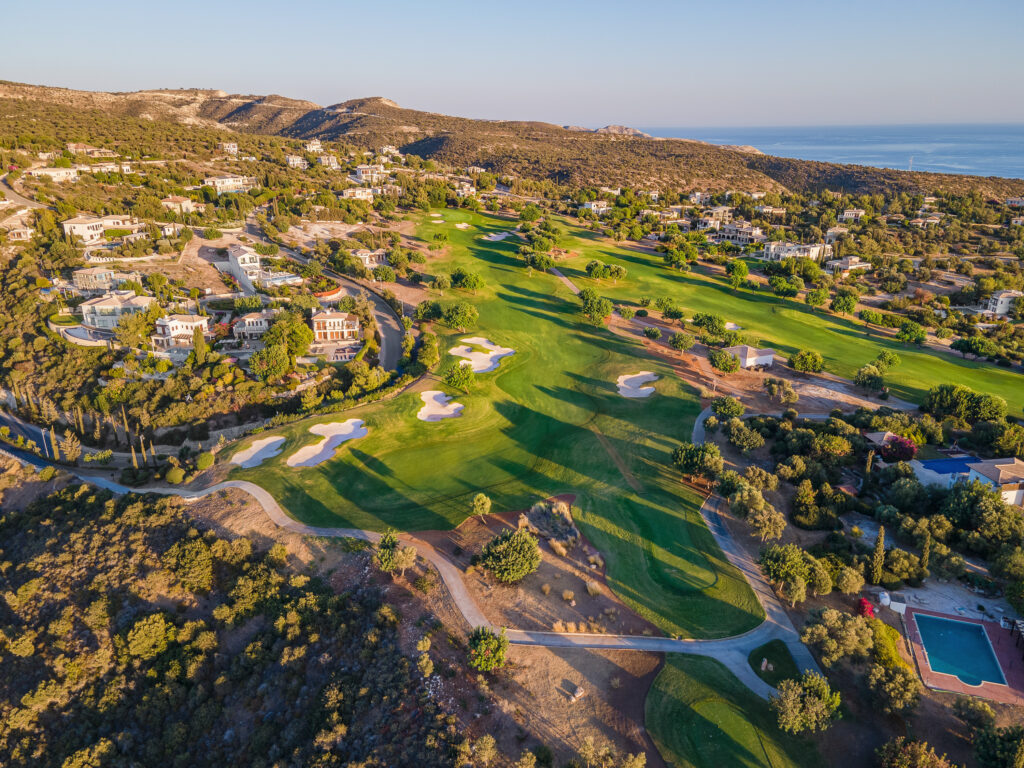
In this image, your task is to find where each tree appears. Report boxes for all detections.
[444,363,475,393]
[868,663,921,715]
[467,626,509,671]
[770,671,840,734]
[790,349,824,373]
[668,332,694,354]
[805,287,829,310]
[442,302,478,331]
[855,364,885,392]
[708,348,740,373]
[126,613,174,660]
[643,325,662,340]
[872,526,887,584]
[800,608,873,667]
[264,311,313,358]
[579,288,613,324]
[480,528,541,583]
[433,273,451,292]
[372,264,396,282]
[373,529,416,577]
[60,430,82,464]
[473,735,497,767]
[974,726,1024,768]
[726,259,748,289]
[472,492,491,520]
[748,504,787,541]
[711,396,745,419]
[672,442,723,480]
[830,292,857,315]
[875,350,901,371]
[249,343,290,381]
[836,566,865,595]
[896,320,926,345]
[763,377,798,404]
[877,739,955,768]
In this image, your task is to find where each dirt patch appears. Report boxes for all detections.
[0,459,72,510]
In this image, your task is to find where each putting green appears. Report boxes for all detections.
[229,208,762,639]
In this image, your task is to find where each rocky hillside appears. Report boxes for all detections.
[3,80,1023,197]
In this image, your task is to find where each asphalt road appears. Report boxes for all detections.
[0,174,45,210]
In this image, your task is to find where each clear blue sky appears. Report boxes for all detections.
[5,0,1022,127]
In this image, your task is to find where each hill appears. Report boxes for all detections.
[3,80,1024,197]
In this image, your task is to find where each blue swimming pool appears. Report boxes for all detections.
[915,614,1006,686]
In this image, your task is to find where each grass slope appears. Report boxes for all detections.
[647,655,820,768]
[555,225,1023,415]
[229,209,762,639]
[747,639,801,688]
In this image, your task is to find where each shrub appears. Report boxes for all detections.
[790,349,824,373]
[562,590,575,602]
[867,663,921,715]
[480,529,541,583]
[549,539,567,557]
[708,348,740,373]
[711,395,745,419]
[165,467,185,484]
[196,452,215,471]
[869,618,912,670]
[877,739,954,768]
[643,326,662,340]
[540,583,551,595]
[585,580,601,597]
[770,671,840,734]
[467,627,509,671]
[952,696,995,729]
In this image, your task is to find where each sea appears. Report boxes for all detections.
[639,124,1024,180]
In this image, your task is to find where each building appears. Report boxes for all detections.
[305,139,323,153]
[824,255,873,276]
[6,227,34,241]
[61,214,140,245]
[984,289,1022,317]
[27,167,79,183]
[318,155,340,169]
[80,291,155,329]
[715,220,765,245]
[761,241,834,261]
[352,249,388,269]
[72,267,141,294]
[160,195,198,215]
[382,145,401,156]
[285,154,309,169]
[341,187,374,201]
[233,309,278,340]
[582,200,611,216]
[704,205,733,222]
[202,175,258,195]
[1006,197,1024,208]
[723,344,775,369]
[754,205,786,218]
[966,458,1024,507]
[221,243,302,292]
[689,191,712,205]
[151,314,210,350]
[1011,217,1024,227]
[696,217,721,231]
[839,208,866,222]
[219,142,238,155]
[309,311,362,361]
[354,164,387,184]
[911,457,976,489]
[455,181,476,198]
[825,226,849,244]
[66,143,116,158]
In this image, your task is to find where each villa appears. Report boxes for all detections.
[160,195,200,214]
[202,174,258,195]
[220,243,303,293]
[984,289,1022,317]
[966,458,1024,507]
[309,311,362,361]
[151,314,211,350]
[354,164,387,184]
[839,208,866,222]
[723,344,775,369]
[824,255,873,276]
[305,139,323,153]
[760,242,834,261]
[72,267,141,294]
[714,220,765,245]
[61,214,141,245]
[581,200,611,216]
[341,187,374,201]
[286,154,309,169]
[825,226,849,244]
[218,142,238,155]
[352,248,388,269]
[233,309,279,340]
[455,181,476,198]
[689,191,712,205]
[754,205,786,218]
[27,167,79,183]
[318,155,341,169]
[7,227,34,241]
[1006,197,1024,208]
[80,291,155,329]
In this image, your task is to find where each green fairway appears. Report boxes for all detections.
[646,655,820,768]
[554,225,1023,415]
[747,639,801,688]
[229,208,762,639]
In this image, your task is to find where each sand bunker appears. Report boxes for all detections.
[617,372,659,398]
[286,419,368,467]
[482,231,513,242]
[455,222,471,230]
[231,436,285,468]
[417,390,464,421]
[725,322,742,330]
[450,337,516,373]
[430,212,443,217]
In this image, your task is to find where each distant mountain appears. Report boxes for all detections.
[2,81,1022,196]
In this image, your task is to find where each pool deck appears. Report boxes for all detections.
[906,607,1024,705]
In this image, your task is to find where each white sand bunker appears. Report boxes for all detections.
[725,322,742,330]
[482,231,513,242]
[232,436,285,468]
[430,212,443,217]
[450,337,516,372]
[455,222,471,230]
[417,390,464,421]
[617,372,659,398]
[286,419,368,467]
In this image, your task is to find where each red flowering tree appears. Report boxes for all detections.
[857,598,875,618]
[881,435,917,462]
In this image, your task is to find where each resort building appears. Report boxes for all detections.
[723,344,775,369]
[760,242,834,262]
[72,267,141,294]
[966,458,1024,507]
[80,291,155,329]
[984,290,1022,317]
[151,314,211,350]
[202,175,258,195]
[233,309,278,340]
[714,220,765,245]
[824,255,873,276]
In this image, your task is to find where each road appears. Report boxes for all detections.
[0,174,45,214]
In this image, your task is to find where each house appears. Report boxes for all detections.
[723,344,775,369]
[354,164,387,184]
[641,190,660,201]
[66,143,116,158]
[1011,217,1024,227]
[233,309,278,340]
[966,458,1024,507]
[863,431,900,449]
[825,226,849,244]
[72,267,141,293]
[6,227,34,241]
[304,139,323,153]
[61,214,140,245]
[285,154,309,169]
[761,242,834,261]
[715,220,765,245]
[27,167,79,183]
[221,244,302,292]
[202,175,258,195]
[352,249,388,269]
[318,155,340,169]
[689,191,712,205]
[80,290,155,329]
[160,195,199,214]
[381,145,401,156]
[704,205,733,222]
[218,142,238,155]
[455,181,476,198]
[151,314,210,350]
[839,208,866,222]
[911,457,976,489]
[1006,197,1024,208]
[750,191,766,200]
[754,205,786,218]
[582,200,611,216]
[309,311,362,361]
[984,289,1022,317]
[696,217,721,231]
[824,255,873,276]
[341,187,374,201]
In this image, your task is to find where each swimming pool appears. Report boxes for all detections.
[915,614,1006,687]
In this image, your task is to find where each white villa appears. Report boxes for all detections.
[715,221,765,245]
[582,200,611,216]
[352,248,388,269]
[202,175,258,195]
[61,214,140,245]
[310,311,362,361]
[984,289,1022,317]
[220,243,302,293]
[354,164,387,184]
[455,181,476,198]
[318,155,341,169]
[824,255,873,276]
[27,167,79,183]
[80,291,155,329]
[1006,197,1024,208]
[151,314,210,350]
[966,458,1024,507]
[761,242,834,261]
[825,226,849,244]
[233,309,279,340]
[341,187,374,201]
[839,208,866,222]
[723,344,776,369]
[72,267,141,294]
[160,195,199,215]
[689,191,712,205]
[305,139,323,153]
[754,205,786,218]
[218,142,238,155]
[286,154,309,169]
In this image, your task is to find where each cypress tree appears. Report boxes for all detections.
[871,526,886,585]
[920,531,931,574]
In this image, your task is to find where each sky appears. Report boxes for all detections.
[4,0,1023,128]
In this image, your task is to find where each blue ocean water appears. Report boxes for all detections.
[639,124,1024,180]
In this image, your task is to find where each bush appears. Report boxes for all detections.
[711,396,745,419]
[467,627,509,672]
[867,663,921,715]
[877,739,954,768]
[562,590,574,602]
[643,326,662,339]
[869,618,912,670]
[480,529,541,583]
[953,696,995,729]
[790,349,824,373]
[165,467,185,484]
[196,452,215,470]
[770,671,840,734]
[708,348,740,373]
